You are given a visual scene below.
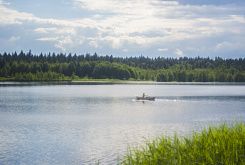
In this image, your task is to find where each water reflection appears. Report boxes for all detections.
[0,85,245,164]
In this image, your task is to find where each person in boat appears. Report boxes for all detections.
[136,93,155,101]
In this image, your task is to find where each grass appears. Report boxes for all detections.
[122,123,245,165]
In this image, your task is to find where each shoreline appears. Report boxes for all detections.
[1,80,245,86]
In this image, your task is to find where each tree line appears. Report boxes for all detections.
[0,51,244,82]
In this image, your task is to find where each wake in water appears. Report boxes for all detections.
[132,96,245,102]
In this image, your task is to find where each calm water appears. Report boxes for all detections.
[0,84,245,164]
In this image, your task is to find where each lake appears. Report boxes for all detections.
[0,84,245,164]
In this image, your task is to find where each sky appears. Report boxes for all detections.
[0,0,245,58]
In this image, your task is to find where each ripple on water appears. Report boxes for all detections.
[0,85,245,164]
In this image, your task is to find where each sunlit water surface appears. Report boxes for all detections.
[0,84,245,164]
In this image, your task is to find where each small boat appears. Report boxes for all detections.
[136,93,155,101]
[136,96,155,101]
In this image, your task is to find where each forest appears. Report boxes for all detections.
[0,51,245,82]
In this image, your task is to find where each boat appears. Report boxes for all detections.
[136,93,155,101]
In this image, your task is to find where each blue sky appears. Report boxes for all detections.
[0,0,245,58]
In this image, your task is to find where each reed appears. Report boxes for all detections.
[122,123,245,165]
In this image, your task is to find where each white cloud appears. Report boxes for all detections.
[229,15,245,25]
[158,48,168,52]
[54,36,73,51]
[0,0,10,5]
[0,5,34,24]
[175,49,184,57]
[37,37,58,42]
[215,41,245,51]
[34,27,57,34]
[72,0,245,51]
[37,34,85,52]
[0,1,245,57]
[74,0,152,15]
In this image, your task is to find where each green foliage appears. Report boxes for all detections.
[122,123,245,165]
[92,62,131,79]
[0,51,245,81]
[13,72,66,81]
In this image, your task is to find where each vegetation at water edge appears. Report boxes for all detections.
[122,123,245,165]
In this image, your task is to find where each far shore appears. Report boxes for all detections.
[0,79,245,86]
